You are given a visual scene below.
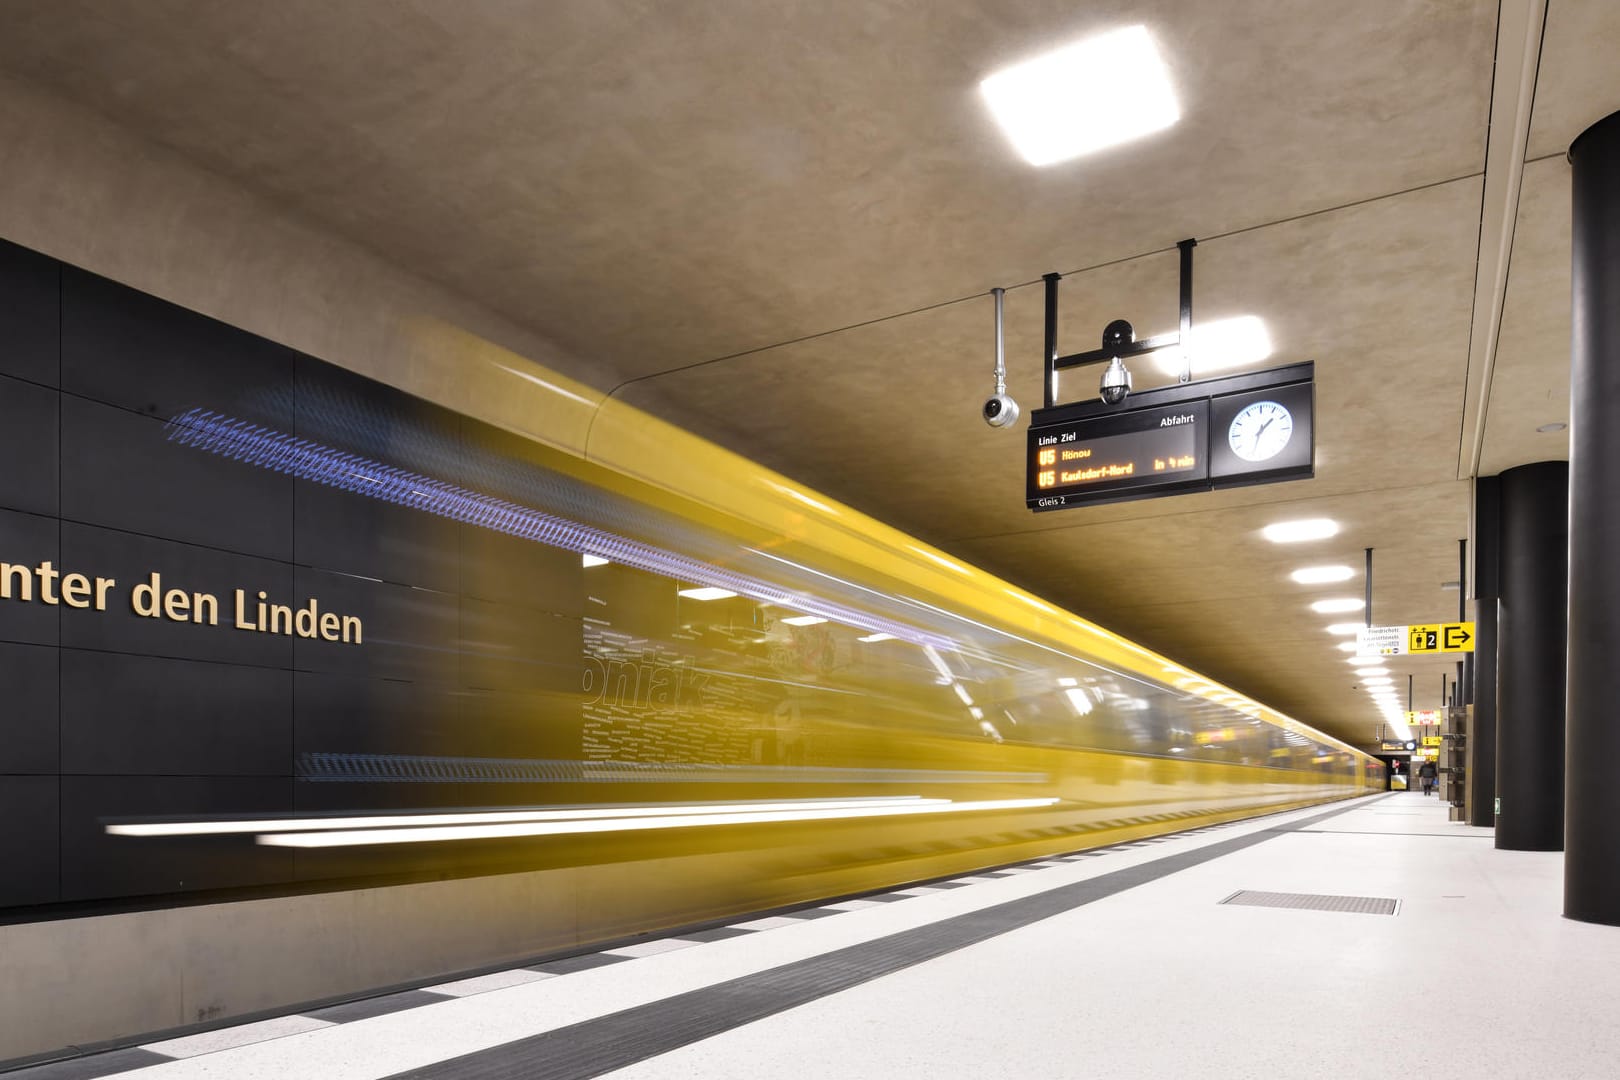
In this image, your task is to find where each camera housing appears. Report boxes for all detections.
[1099,356,1132,406]
[982,392,1021,428]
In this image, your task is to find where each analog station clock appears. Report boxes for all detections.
[1226,399,1293,462]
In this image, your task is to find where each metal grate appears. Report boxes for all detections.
[1219,890,1399,915]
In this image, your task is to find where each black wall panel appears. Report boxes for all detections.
[0,375,60,517]
[0,643,58,774]
[294,479,461,592]
[60,266,294,422]
[60,651,292,776]
[460,597,583,693]
[0,777,59,907]
[0,508,62,647]
[290,567,461,684]
[0,239,59,387]
[292,671,464,758]
[60,775,294,901]
[61,396,294,560]
[460,524,586,612]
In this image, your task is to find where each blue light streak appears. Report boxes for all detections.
[166,408,953,650]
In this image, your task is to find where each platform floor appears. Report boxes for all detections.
[11,791,1619,1080]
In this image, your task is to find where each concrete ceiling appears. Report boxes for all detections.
[0,0,1614,750]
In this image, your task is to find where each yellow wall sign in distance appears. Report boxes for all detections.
[1407,622,1475,654]
[1421,736,1442,748]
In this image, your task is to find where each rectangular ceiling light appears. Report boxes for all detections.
[979,25,1179,167]
[1264,519,1340,544]
[1154,316,1274,377]
[678,587,738,601]
[858,632,895,643]
[581,554,609,567]
[1291,565,1355,585]
[781,615,827,626]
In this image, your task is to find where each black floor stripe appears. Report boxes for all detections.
[779,908,844,920]
[2,1048,173,1080]
[384,797,1379,1080]
[675,927,760,942]
[306,989,453,1025]
[528,953,634,975]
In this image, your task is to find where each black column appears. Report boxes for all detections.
[1494,462,1567,852]
[1566,111,1620,923]
[1469,476,1499,828]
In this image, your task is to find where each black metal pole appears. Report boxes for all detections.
[1408,674,1413,713]
[1177,239,1196,384]
[1364,548,1372,627]
[1042,273,1061,409]
[1495,461,1568,853]
[1566,111,1620,922]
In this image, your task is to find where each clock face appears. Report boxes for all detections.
[1227,400,1293,462]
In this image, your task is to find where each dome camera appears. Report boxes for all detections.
[982,392,1021,429]
[1099,356,1132,406]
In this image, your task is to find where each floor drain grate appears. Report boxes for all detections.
[1219,890,1399,915]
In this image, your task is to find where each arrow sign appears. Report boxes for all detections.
[1408,621,1476,654]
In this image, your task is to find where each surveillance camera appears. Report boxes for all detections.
[982,392,1020,428]
[1099,356,1132,405]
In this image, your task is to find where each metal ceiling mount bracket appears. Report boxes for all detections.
[1043,238,1198,409]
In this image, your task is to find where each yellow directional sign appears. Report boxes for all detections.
[1408,621,1475,654]
[1421,736,1442,748]
[1407,709,1445,725]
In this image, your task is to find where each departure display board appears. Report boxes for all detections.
[1028,401,1210,509]
[1026,362,1314,512]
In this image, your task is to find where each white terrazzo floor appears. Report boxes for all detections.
[20,793,1617,1080]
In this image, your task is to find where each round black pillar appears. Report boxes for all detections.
[1566,111,1620,922]
[1468,476,1500,828]
[1494,462,1567,852]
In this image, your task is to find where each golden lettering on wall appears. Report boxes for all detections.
[0,560,362,644]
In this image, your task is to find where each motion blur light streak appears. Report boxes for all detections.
[257,797,1063,848]
[909,546,972,575]
[106,796,935,837]
[165,409,953,650]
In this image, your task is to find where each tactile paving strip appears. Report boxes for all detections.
[383,800,1375,1080]
[1219,890,1399,915]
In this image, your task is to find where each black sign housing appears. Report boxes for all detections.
[1026,362,1314,512]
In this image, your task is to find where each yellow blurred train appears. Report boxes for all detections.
[151,330,1384,934]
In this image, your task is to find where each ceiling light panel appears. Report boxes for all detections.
[1291,565,1355,584]
[980,25,1179,167]
[1263,519,1340,544]
[1311,598,1365,613]
[1154,316,1274,377]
